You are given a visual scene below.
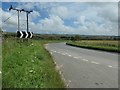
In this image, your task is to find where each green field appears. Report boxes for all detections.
[66,40,119,52]
[2,37,65,88]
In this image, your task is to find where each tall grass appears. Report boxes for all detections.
[66,40,119,52]
[2,37,65,88]
[0,37,2,89]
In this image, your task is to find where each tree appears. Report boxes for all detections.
[74,35,81,41]
[71,35,81,41]
[70,36,75,41]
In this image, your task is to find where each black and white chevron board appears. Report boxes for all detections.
[17,31,33,38]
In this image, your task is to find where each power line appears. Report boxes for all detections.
[9,5,33,32]
[3,17,11,22]
[9,5,22,31]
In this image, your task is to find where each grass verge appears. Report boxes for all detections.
[2,37,65,88]
[0,36,2,89]
[66,40,119,53]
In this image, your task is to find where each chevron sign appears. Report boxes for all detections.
[17,31,33,38]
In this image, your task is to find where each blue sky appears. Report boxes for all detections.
[1,2,118,35]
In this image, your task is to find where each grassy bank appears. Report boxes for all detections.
[66,40,119,53]
[0,36,2,89]
[2,37,65,88]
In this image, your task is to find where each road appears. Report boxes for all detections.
[45,42,118,88]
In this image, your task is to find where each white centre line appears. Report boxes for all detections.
[82,59,88,62]
[68,55,72,57]
[73,57,79,59]
[108,65,113,68]
[91,61,100,64]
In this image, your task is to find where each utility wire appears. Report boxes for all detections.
[3,17,11,22]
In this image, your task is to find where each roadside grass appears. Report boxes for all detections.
[66,40,119,53]
[0,36,2,89]
[2,37,65,88]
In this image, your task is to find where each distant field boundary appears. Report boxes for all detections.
[66,42,119,53]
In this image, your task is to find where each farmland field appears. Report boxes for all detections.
[66,40,119,52]
[2,37,65,88]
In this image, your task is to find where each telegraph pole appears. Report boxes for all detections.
[9,5,21,31]
[20,9,33,32]
[26,12,30,32]
[9,5,33,40]
[18,11,20,31]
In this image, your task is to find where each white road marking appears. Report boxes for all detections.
[91,61,100,64]
[68,55,72,57]
[49,50,117,70]
[108,65,113,68]
[73,57,79,59]
[82,59,88,61]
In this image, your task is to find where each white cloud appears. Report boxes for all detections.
[50,6,69,19]
[74,16,86,25]
[30,15,74,34]
[1,2,118,36]
[98,3,118,23]
[17,2,35,10]
[29,10,40,21]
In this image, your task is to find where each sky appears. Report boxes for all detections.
[0,1,118,36]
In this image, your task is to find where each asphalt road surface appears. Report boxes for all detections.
[45,42,118,88]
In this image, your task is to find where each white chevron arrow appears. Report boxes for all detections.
[20,31,23,38]
[25,31,28,38]
[30,32,33,38]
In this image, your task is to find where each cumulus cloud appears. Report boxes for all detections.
[74,16,86,25]
[30,15,74,34]
[50,6,69,19]
[1,2,118,36]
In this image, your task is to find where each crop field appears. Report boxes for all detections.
[2,37,65,88]
[66,40,119,52]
